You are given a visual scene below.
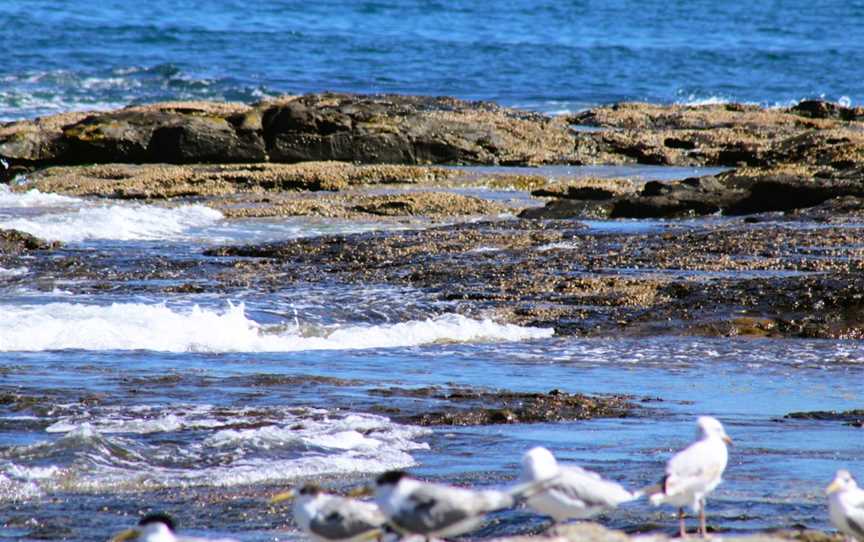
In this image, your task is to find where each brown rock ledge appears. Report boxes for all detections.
[0,93,575,167]
[19,161,457,199]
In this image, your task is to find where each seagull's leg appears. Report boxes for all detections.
[698,498,707,538]
[678,507,688,538]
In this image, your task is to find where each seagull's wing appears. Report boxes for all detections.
[845,491,864,539]
[553,466,635,508]
[663,439,726,497]
[389,484,501,535]
[310,497,386,541]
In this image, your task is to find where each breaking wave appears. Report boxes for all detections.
[0,301,554,352]
[0,202,223,243]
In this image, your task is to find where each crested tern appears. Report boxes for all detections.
[374,470,537,540]
[271,484,387,542]
[110,513,239,542]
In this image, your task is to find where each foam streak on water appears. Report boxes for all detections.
[0,202,224,243]
[1,407,429,498]
[0,302,553,352]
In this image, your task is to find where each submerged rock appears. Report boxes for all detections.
[785,410,864,427]
[367,386,634,426]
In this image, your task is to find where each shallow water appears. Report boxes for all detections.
[1,180,862,540]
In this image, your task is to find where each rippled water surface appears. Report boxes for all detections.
[0,178,862,541]
[1,0,863,119]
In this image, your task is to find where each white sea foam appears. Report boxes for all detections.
[0,266,28,277]
[0,185,81,208]
[536,241,579,252]
[0,302,553,352]
[0,203,223,243]
[5,408,428,495]
[676,94,731,106]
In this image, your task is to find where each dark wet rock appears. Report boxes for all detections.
[204,218,864,339]
[260,93,575,165]
[367,386,634,426]
[61,105,266,164]
[0,229,60,253]
[522,165,864,220]
[791,99,864,121]
[0,94,575,167]
[785,409,864,427]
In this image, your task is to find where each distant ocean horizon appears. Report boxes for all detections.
[2,0,864,120]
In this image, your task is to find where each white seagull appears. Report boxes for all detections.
[374,470,534,540]
[646,416,732,538]
[827,469,864,542]
[110,513,239,542]
[520,446,636,524]
[271,484,388,542]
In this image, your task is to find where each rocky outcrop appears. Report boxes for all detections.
[523,166,864,219]
[367,386,634,426]
[3,97,864,169]
[19,161,457,199]
[568,101,864,168]
[204,217,864,339]
[0,94,575,167]
[0,229,60,254]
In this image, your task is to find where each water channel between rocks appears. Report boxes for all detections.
[0,165,861,542]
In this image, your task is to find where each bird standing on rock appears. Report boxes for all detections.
[645,416,732,538]
[520,446,637,525]
[827,469,864,542]
[270,484,388,542]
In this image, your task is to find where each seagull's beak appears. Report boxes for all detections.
[346,485,374,498]
[110,529,140,542]
[826,480,843,495]
[722,435,733,446]
[270,489,297,504]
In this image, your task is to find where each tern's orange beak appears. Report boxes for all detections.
[722,435,733,446]
[269,489,297,504]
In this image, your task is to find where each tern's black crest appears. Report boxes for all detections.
[299,484,322,496]
[139,512,176,532]
[376,470,407,486]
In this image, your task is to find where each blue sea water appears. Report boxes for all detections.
[2,3,864,541]
[2,0,864,119]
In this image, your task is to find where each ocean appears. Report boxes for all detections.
[2,2,864,541]
[2,0,864,120]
